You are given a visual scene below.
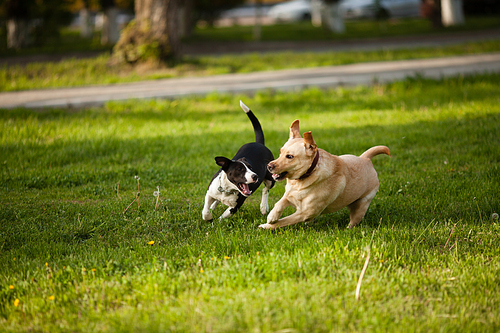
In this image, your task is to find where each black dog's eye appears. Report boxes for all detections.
[286,155,294,159]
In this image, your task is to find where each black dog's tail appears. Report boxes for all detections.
[240,100,265,145]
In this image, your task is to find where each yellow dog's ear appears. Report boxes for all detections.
[303,131,317,153]
[289,120,301,139]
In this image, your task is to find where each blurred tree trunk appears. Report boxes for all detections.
[101,0,120,44]
[178,0,194,38]
[80,0,92,38]
[324,2,345,34]
[311,0,321,27]
[311,0,345,34]
[80,7,92,38]
[135,0,180,57]
[253,0,262,41]
[6,0,31,49]
[113,0,181,64]
[421,0,442,28]
[441,0,464,26]
[135,0,180,56]
[101,7,120,44]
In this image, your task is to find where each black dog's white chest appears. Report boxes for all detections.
[208,172,240,207]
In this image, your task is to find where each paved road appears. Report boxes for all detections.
[2,52,500,109]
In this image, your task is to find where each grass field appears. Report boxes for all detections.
[188,16,500,42]
[1,73,500,332]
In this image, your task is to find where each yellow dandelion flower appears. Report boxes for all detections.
[9,285,14,290]
[224,256,230,260]
[45,262,48,267]
[91,268,96,272]
[48,295,55,301]
[148,241,155,245]
[200,269,204,273]
[256,251,260,255]
[14,299,19,307]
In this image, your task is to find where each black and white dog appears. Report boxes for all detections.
[202,101,275,221]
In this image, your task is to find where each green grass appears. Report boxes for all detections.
[1,73,500,332]
[2,40,500,92]
[0,28,111,58]
[188,16,500,42]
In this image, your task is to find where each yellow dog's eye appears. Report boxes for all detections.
[286,155,294,159]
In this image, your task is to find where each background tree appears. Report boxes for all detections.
[311,0,345,34]
[421,0,442,28]
[112,0,250,65]
[79,0,92,38]
[113,0,181,64]
[100,0,120,44]
[4,0,31,49]
[179,0,194,38]
[2,0,73,49]
[441,0,464,26]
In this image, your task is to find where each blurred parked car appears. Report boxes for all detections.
[339,0,421,19]
[221,3,273,20]
[267,0,312,22]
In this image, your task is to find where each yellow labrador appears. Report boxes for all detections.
[262,120,390,230]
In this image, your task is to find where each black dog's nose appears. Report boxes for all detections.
[252,174,258,182]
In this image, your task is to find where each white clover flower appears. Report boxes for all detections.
[153,191,160,197]
[492,213,499,221]
[134,175,140,180]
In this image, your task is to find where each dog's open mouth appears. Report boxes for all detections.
[272,172,288,181]
[238,183,253,196]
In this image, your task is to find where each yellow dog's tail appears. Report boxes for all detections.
[360,146,391,160]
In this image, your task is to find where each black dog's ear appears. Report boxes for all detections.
[215,156,232,170]
[237,157,254,170]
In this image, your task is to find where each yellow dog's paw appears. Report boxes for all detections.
[258,223,276,230]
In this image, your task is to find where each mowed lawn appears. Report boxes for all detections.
[1,73,499,332]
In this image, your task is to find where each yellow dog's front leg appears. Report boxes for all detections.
[259,197,291,229]
[260,197,324,230]
[262,210,317,229]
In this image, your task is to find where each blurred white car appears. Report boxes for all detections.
[267,0,312,22]
[339,0,421,19]
[221,4,272,20]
